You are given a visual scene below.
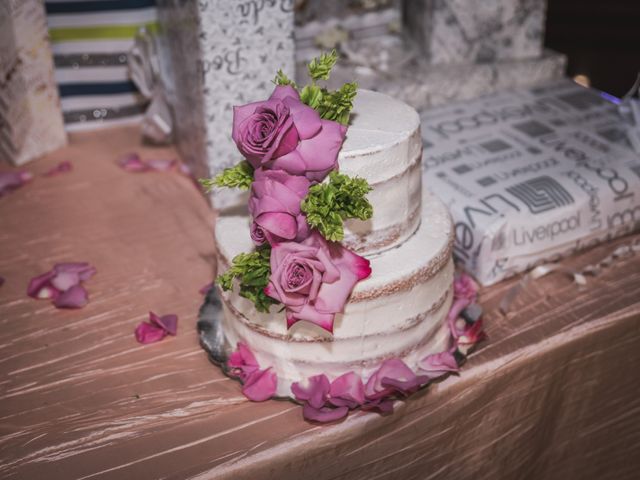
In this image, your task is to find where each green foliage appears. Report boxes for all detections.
[216,247,278,313]
[316,82,358,125]
[273,69,296,88]
[301,172,373,242]
[200,161,253,192]
[307,49,338,81]
[277,50,357,125]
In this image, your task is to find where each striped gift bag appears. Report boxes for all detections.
[45,0,158,130]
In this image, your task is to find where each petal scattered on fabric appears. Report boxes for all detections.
[329,372,365,408]
[146,158,177,171]
[291,374,330,409]
[0,171,33,197]
[228,342,260,380]
[418,351,459,379]
[242,368,277,402]
[53,284,89,309]
[119,153,148,172]
[199,282,213,295]
[135,321,167,344]
[27,270,57,298]
[302,403,349,423]
[149,312,178,336]
[43,161,73,177]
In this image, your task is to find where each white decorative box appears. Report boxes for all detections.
[420,80,640,285]
[403,0,547,64]
[0,0,66,166]
[156,0,295,209]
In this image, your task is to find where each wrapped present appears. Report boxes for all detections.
[0,0,66,166]
[301,34,566,113]
[403,0,547,64]
[156,0,295,209]
[44,0,158,130]
[421,79,640,285]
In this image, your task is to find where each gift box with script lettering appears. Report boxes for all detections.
[1,0,66,166]
[156,0,295,209]
[421,79,640,285]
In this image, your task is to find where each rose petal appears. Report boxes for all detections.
[269,85,300,102]
[135,321,167,344]
[291,374,330,409]
[228,342,260,380]
[283,96,322,140]
[296,120,347,181]
[43,161,72,177]
[50,271,81,292]
[329,372,365,408]
[365,358,420,399]
[54,263,97,281]
[302,404,349,423]
[362,398,394,415]
[119,153,148,172]
[0,171,33,197]
[27,270,56,298]
[53,284,88,309]
[147,159,177,171]
[286,306,335,333]
[199,282,213,295]
[256,212,298,240]
[242,368,277,402]
[419,351,459,379]
[149,312,178,336]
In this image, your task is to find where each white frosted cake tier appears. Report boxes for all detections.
[337,90,422,255]
[215,190,454,397]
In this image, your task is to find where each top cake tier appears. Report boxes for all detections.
[338,90,422,255]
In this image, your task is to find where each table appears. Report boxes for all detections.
[1,127,639,480]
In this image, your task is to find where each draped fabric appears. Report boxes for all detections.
[0,127,638,479]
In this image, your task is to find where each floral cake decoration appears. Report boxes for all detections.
[201,52,486,423]
[201,50,373,333]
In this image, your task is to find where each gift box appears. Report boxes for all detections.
[420,79,640,285]
[44,0,158,130]
[0,0,66,166]
[303,34,566,113]
[156,0,295,209]
[403,0,547,64]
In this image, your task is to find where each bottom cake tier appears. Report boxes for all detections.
[214,190,455,398]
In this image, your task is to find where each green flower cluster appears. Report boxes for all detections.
[216,247,277,313]
[199,161,253,192]
[275,50,357,126]
[301,172,373,242]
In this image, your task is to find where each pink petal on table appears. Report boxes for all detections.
[302,404,349,423]
[199,282,213,295]
[228,342,260,381]
[119,153,148,172]
[43,161,73,177]
[135,322,167,344]
[242,368,277,402]
[147,158,178,171]
[54,262,96,281]
[0,171,33,197]
[329,372,365,409]
[291,374,330,409]
[362,398,394,415]
[50,271,81,292]
[149,312,178,336]
[53,284,88,309]
[419,351,459,379]
[27,270,56,298]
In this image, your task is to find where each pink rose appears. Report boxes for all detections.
[249,169,311,244]
[232,85,347,182]
[264,232,371,333]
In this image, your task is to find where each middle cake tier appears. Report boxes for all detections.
[215,189,454,397]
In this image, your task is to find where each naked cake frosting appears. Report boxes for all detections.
[201,52,485,422]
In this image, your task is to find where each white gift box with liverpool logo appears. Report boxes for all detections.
[421,79,640,285]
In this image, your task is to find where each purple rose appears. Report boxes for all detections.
[232,85,347,182]
[264,232,372,333]
[249,169,311,245]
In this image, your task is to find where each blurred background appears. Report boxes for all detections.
[545,0,640,96]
